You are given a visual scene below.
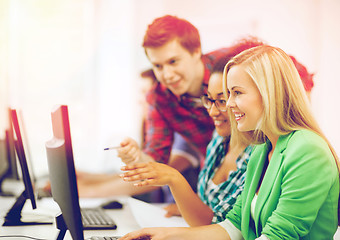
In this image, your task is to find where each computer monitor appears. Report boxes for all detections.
[6,108,20,180]
[0,130,17,197]
[0,109,20,196]
[45,105,84,240]
[0,134,9,194]
[2,109,51,226]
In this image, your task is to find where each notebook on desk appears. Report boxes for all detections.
[128,197,188,228]
[45,105,120,240]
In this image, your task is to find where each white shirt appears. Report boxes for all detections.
[217,194,270,240]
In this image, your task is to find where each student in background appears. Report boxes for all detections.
[120,45,339,240]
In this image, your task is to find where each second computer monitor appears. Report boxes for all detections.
[45,105,84,240]
[2,109,50,226]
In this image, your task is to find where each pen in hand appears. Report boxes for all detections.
[103,146,121,151]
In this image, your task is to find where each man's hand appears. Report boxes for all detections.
[117,137,142,165]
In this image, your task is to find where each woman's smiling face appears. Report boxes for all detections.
[226,65,263,132]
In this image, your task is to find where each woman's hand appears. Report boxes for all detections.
[163,203,182,218]
[119,225,229,240]
[120,162,181,187]
[119,227,184,240]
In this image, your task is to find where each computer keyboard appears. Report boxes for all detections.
[81,207,117,230]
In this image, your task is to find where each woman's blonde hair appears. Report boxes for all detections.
[223,45,338,163]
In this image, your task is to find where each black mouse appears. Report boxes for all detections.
[101,200,123,209]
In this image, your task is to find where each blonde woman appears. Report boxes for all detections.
[120,45,339,239]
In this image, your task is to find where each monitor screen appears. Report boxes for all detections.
[45,105,84,240]
[2,109,50,226]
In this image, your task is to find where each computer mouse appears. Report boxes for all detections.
[101,200,123,209]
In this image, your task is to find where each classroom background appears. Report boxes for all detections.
[0,0,339,176]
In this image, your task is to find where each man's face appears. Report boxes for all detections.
[145,39,202,96]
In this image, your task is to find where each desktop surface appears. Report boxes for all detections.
[2,195,340,239]
[0,196,140,240]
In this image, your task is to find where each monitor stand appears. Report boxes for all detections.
[2,190,52,226]
[56,213,67,240]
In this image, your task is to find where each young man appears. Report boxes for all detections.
[118,15,233,169]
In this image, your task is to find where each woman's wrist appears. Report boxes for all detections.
[168,170,186,189]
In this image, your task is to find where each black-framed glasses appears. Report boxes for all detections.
[200,95,228,112]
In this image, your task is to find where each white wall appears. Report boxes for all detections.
[0,0,138,175]
[1,0,339,176]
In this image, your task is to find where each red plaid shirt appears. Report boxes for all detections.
[144,48,231,164]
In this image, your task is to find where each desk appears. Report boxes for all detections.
[0,196,140,240]
[2,196,340,240]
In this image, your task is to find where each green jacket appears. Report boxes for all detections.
[223,130,339,239]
